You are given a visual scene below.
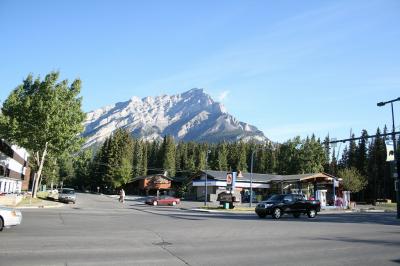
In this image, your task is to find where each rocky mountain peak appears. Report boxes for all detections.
[82,89,268,148]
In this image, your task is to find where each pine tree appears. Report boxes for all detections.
[329,148,338,176]
[265,142,276,174]
[236,141,248,172]
[355,130,368,177]
[348,134,357,168]
[132,139,143,177]
[254,145,267,173]
[367,128,386,201]
[323,135,331,172]
[141,141,148,176]
[186,142,197,172]
[162,135,176,177]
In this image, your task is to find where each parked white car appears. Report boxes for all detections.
[58,188,76,204]
[0,205,22,231]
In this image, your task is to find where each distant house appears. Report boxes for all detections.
[0,139,31,193]
[124,174,173,196]
[191,170,341,206]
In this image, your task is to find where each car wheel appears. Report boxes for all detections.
[172,201,176,206]
[272,208,282,219]
[0,216,3,232]
[153,201,158,206]
[307,209,317,218]
[293,212,301,218]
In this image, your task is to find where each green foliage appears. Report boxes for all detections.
[71,149,93,189]
[115,157,133,188]
[90,129,134,189]
[0,72,85,197]
[338,127,395,201]
[0,72,85,155]
[337,167,368,193]
[367,128,387,200]
[58,154,74,184]
[217,142,228,171]
[276,137,301,174]
[162,135,176,177]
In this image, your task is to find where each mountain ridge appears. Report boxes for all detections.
[82,88,268,148]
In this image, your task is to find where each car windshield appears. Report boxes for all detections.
[61,189,75,194]
[266,195,285,202]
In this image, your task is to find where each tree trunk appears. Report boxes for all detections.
[32,142,48,198]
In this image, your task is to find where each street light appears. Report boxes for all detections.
[250,150,257,207]
[204,150,211,207]
[377,97,400,219]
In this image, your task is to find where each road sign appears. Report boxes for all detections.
[386,144,395,162]
[226,172,237,190]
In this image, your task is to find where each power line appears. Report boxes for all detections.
[327,131,400,144]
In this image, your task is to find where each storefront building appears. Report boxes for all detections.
[191,170,342,206]
[124,174,173,196]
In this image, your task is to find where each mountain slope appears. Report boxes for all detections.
[82,89,267,148]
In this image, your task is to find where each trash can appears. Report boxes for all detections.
[224,202,229,209]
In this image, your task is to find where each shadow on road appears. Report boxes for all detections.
[309,236,400,247]
[128,205,400,226]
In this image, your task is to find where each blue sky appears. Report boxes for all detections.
[1,0,399,143]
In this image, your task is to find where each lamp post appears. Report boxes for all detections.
[250,150,257,208]
[204,150,211,207]
[377,97,400,219]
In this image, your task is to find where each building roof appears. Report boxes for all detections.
[130,174,172,183]
[199,170,337,184]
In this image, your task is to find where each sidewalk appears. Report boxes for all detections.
[14,197,64,209]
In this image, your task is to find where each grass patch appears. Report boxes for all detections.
[16,192,54,207]
[36,191,49,199]
[374,203,397,210]
[17,197,42,206]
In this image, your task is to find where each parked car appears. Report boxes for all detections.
[255,194,321,219]
[58,188,76,204]
[145,195,180,206]
[0,205,22,231]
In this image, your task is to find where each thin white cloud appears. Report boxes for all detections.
[139,1,371,92]
[218,90,230,102]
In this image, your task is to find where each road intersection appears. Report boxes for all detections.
[1,193,399,266]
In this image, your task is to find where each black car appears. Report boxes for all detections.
[255,194,321,219]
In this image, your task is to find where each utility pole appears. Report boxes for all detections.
[377,97,400,219]
[204,150,211,207]
[250,150,256,208]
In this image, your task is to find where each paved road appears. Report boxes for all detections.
[1,193,399,266]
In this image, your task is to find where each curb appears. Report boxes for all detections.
[16,203,64,209]
[359,209,387,213]
[186,208,361,215]
[187,208,253,214]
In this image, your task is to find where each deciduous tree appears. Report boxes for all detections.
[0,72,85,197]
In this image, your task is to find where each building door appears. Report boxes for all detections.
[316,190,327,207]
